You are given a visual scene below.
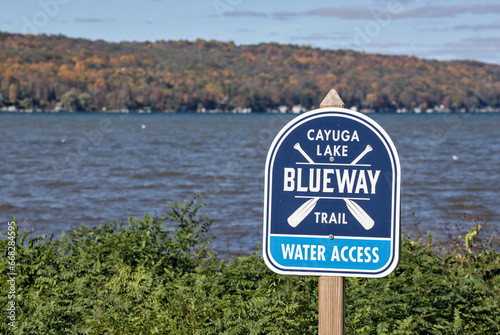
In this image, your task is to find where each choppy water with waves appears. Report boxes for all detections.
[1,112,498,253]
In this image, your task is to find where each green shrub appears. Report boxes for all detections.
[346,229,499,334]
[1,197,499,334]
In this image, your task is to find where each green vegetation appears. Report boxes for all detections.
[1,32,499,112]
[1,197,499,334]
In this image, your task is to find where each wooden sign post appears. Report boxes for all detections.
[318,89,345,335]
[319,276,344,334]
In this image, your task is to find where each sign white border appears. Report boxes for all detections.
[263,107,401,277]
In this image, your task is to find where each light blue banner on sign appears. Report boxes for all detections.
[269,235,392,272]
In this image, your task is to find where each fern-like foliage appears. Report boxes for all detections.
[1,197,499,334]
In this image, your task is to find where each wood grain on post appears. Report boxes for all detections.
[318,88,345,335]
[319,277,345,334]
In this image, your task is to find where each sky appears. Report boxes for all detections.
[1,0,500,64]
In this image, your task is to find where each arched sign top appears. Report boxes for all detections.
[263,108,401,278]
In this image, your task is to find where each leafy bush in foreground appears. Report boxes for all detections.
[1,197,499,334]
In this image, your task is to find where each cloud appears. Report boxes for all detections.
[272,11,299,20]
[292,3,500,20]
[220,3,500,22]
[145,20,153,25]
[291,33,330,41]
[417,26,450,32]
[236,28,256,33]
[222,10,299,20]
[74,18,107,23]
[442,37,500,54]
[453,23,500,31]
[224,10,268,18]
[366,40,403,48]
[373,0,412,3]
[291,32,351,42]
[424,37,500,63]
[394,3,500,19]
[305,6,374,19]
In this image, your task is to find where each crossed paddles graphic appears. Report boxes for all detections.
[287,143,375,230]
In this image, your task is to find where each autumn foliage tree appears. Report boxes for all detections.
[0,32,499,112]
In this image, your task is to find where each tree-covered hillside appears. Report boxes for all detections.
[1,32,499,112]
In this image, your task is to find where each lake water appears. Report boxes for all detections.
[1,112,498,254]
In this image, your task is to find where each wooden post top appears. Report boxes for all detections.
[320,89,345,109]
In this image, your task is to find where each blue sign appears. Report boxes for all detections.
[263,108,401,277]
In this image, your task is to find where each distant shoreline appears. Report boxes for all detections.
[2,106,500,115]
